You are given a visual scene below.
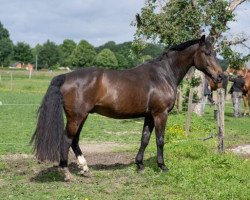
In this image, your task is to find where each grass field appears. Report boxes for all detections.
[0,69,250,200]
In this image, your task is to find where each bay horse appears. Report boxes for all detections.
[243,69,250,115]
[31,35,223,181]
[205,73,228,103]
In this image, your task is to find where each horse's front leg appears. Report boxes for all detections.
[135,114,154,172]
[153,112,169,172]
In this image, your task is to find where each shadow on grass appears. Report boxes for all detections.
[31,161,135,182]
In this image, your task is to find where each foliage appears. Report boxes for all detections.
[59,39,76,67]
[115,53,129,68]
[97,41,162,68]
[70,40,97,67]
[166,124,186,143]
[12,42,33,64]
[133,0,248,68]
[0,38,13,66]
[180,75,201,111]
[220,45,250,69]
[139,54,152,63]
[96,41,117,53]
[37,40,61,69]
[95,48,118,68]
[0,21,13,66]
[0,21,10,39]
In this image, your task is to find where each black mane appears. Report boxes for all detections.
[169,39,200,51]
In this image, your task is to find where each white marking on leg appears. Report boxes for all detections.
[77,155,89,172]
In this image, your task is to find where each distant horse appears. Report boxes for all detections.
[226,67,250,115]
[31,35,223,181]
[243,69,250,115]
[205,73,228,103]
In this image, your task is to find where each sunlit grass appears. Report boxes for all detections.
[0,71,250,199]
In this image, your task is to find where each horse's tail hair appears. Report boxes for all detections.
[30,74,66,162]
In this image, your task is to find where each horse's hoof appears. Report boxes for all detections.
[136,164,145,173]
[137,167,145,173]
[59,167,74,182]
[79,170,91,177]
[159,165,169,172]
[64,172,75,182]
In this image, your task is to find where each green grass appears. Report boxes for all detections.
[0,70,250,200]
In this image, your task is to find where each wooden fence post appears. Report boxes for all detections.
[176,88,182,112]
[217,88,225,153]
[185,88,193,137]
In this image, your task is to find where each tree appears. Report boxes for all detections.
[13,42,33,64]
[134,0,249,115]
[38,40,60,69]
[95,48,118,68]
[96,41,117,53]
[59,39,76,67]
[70,40,96,67]
[139,55,152,63]
[115,53,129,68]
[134,0,249,68]
[0,21,9,39]
[0,21,13,66]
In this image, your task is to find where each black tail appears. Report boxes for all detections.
[30,74,66,162]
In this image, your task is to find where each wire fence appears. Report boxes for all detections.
[0,71,249,149]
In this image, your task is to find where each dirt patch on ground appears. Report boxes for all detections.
[1,141,134,173]
[230,144,250,155]
[68,141,134,168]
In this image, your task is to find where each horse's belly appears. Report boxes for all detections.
[91,104,147,119]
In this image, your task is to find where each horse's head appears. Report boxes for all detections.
[194,35,223,83]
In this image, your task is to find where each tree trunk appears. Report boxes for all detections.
[193,70,205,116]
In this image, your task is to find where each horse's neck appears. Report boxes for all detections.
[166,47,197,85]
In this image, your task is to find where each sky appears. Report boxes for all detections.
[0,0,249,55]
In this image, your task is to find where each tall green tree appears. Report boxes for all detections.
[59,39,76,67]
[13,42,33,64]
[134,0,249,68]
[95,49,118,68]
[70,40,96,67]
[115,53,129,69]
[96,41,117,53]
[0,21,9,39]
[0,21,13,66]
[38,40,60,69]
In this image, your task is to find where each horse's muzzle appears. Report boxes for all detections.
[216,74,224,83]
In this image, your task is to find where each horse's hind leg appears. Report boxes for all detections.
[59,132,73,181]
[135,114,154,172]
[59,116,85,181]
[71,115,90,176]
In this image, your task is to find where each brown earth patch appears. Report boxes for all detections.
[230,144,250,156]
[1,141,135,181]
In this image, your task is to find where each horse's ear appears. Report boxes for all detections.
[199,35,206,45]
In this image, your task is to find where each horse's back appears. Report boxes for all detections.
[60,66,152,118]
